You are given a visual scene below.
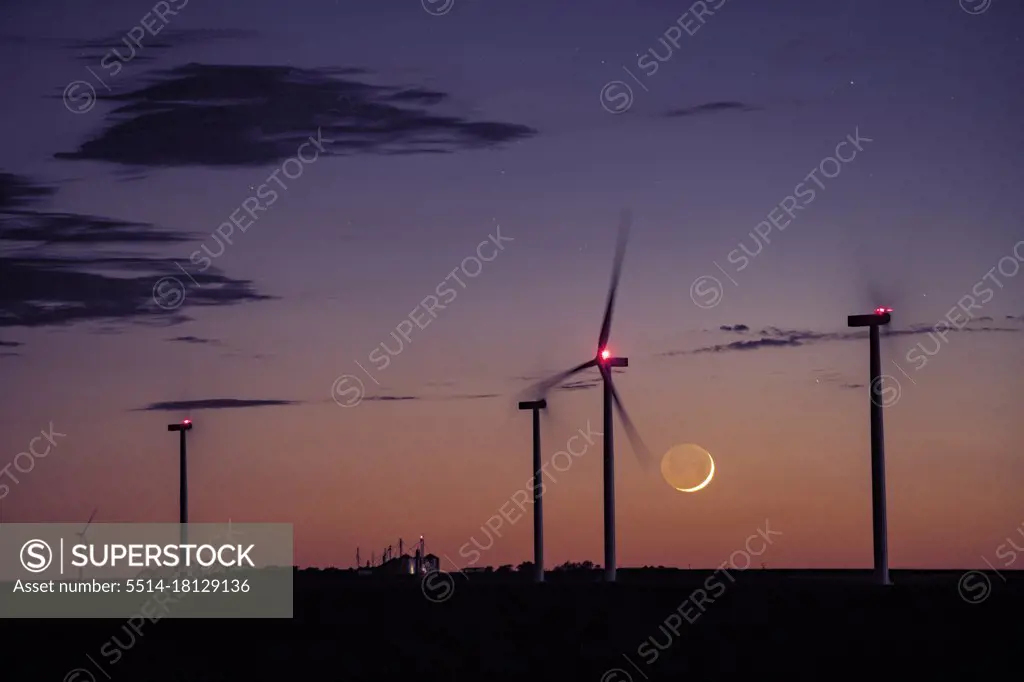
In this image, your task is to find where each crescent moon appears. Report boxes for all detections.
[675,450,715,493]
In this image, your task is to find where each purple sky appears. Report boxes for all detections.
[1,0,1022,570]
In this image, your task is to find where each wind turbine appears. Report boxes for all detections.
[517,398,547,582]
[76,508,98,579]
[848,306,893,586]
[524,210,652,583]
[167,418,193,547]
[842,229,916,587]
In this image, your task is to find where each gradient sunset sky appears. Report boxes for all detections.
[1,0,1022,570]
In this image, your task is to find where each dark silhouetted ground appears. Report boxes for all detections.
[5,569,1019,680]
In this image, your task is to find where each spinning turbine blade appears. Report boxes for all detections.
[525,359,598,400]
[855,268,912,362]
[845,227,914,355]
[83,507,97,532]
[600,366,653,469]
[597,210,632,349]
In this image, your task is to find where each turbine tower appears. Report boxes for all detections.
[75,508,98,580]
[167,418,193,547]
[518,398,547,582]
[848,306,893,586]
[525,211,651,582]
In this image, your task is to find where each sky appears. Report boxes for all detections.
[0,0,1022,571]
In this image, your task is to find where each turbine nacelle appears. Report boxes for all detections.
[598,348,628,367]
[848,307,892,327]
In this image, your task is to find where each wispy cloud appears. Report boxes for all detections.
[559,377,602,391]
[66,28,255,63]
[665,101,759,118]
[439,394,500,400]
[362,392,501,402]
[166,335,219,345]
[664,319,1021,356]
[137,398,299,411]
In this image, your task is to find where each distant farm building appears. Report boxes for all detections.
[356,537,438,575]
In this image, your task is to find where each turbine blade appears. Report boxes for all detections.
[600,366,654,469]
[597,210,632,349]
[523,359,598,400]
[84,507,97,531]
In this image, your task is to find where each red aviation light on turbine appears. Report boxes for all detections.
[600,348,611,361]
[849,307,891,328]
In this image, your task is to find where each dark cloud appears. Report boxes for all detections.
[363,395,419,402]
[0,172,54,207]
[665,101,759,118]
[54,63,537,169]
[0,209,189,244]
[694,336,809,353]
[137,398,299,411]
[166,335,218,345]
[0,172,272,330]
[840,383,865,389]
[719,324,749,332]
[0,340,22,347]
